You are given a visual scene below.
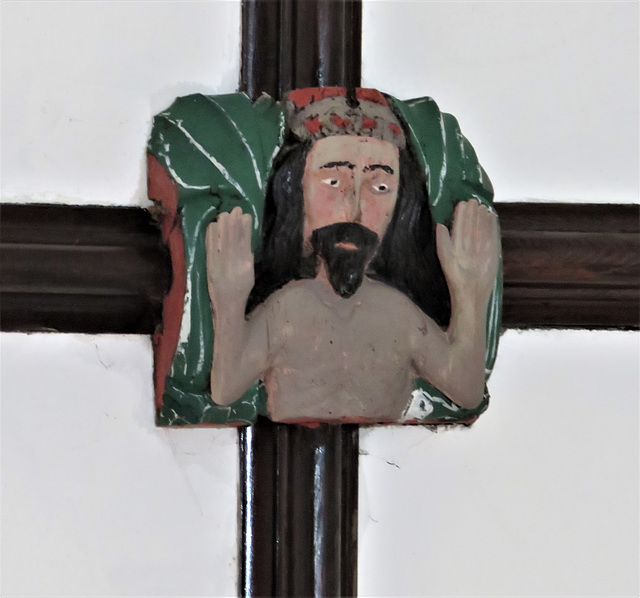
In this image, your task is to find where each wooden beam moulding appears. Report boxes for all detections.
[499,202,639,329]
[238,420,359,597]
[241,0,361,100]
[239,2,362,596]
[0,204,170,334]
[2,202,637,333]
[2,2,638,594]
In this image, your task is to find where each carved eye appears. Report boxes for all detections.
[372,183,389,194]
[322,178,340,188]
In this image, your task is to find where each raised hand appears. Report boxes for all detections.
[436,200,499,306]
[206,206,255,311]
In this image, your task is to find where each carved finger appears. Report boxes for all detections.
[217,211,229,254]
[491,209,499,245]
[451,201,465,254]
[477,209,499,280]
[481,205,493,243]
[457,200,471,253]
[230,208,251,261]
[206,222,222,285]
[479,206,497,252]
[435,223,453,269]
[227,206,242,250]
[488,209,500,258]
[239,212,253,255]
[206,222,217,254]
[230,206,243,226]
[471,200,483,251]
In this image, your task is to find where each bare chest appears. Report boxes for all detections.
[262,281,420,421]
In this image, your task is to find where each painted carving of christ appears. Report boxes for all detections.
[204,88,499,424]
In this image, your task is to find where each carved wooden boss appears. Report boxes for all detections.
[148,87,501,427]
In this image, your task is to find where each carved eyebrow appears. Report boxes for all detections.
[320,161,355,170]
[364,164,395,174]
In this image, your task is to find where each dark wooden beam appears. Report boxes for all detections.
[1,4,638,592]
[2,202,636,595]
[0,204,170,334]
[499,203,639,329]
[2,203,637,333]
[239,2,362,596]
[241,0,361,100]
[2,3,636,598]
[238,419,359,597]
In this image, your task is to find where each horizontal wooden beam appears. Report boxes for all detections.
[0,204,170,334]
[498,203,639,329]
[0,202,638,333]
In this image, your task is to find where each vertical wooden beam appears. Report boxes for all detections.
[238,1,362,596]
[240,0,280,99]
[241,0,361,100]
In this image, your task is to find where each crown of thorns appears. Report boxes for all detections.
[285,87,406,149]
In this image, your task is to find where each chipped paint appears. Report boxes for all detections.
[148,91,500,426]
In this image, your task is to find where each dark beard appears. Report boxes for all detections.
[310,223,379,298]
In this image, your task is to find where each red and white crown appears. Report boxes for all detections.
[285,87,406,149]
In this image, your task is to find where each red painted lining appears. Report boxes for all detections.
[147,154,186,411]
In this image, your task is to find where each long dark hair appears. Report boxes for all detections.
[247,139,451,327]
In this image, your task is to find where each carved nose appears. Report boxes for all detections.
[344,186,362,222]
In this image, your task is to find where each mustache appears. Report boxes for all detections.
[310,222,379,253]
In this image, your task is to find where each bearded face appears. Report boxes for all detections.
[310,222,378,297]
[302,136,400,297]
[249,135,450,327]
